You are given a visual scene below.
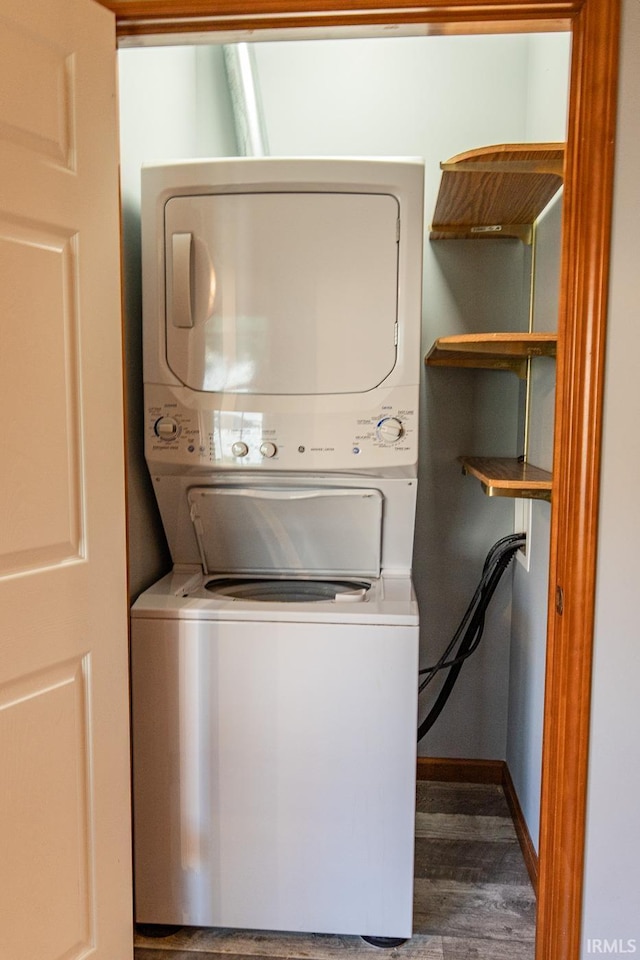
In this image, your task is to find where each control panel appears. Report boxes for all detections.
[145,384,418,474]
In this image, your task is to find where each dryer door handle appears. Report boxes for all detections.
[171,232,194,328]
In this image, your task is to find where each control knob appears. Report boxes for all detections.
[231,441,249,458]
[154,416,179,440]
[260,441,277,459]
[376,416,404,443]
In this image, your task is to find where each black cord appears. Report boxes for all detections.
[418,534,524,685]
[417,533,525,742]
[417,533,524,684]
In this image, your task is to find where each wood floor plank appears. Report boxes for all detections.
[416,782,510,818]
[134,953,295,960]
[134,928,444,958]
[135,951,195,960]
[442,935,535,959]
[415,812,517,842]
[414,837,532,885]
[413,879,536,942]
[133,934,535,960]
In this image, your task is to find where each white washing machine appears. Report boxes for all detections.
[132,158,424,938]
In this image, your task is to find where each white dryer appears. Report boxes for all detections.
[132,158,424,939]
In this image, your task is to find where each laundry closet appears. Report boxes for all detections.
[118,29,570,881]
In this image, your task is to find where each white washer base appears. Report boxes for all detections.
[131,615,418,938]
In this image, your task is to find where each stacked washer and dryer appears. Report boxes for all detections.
[131,158,424,941]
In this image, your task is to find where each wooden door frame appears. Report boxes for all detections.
[103,3,621,959]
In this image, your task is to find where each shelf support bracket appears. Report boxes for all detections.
[430,223,533,243]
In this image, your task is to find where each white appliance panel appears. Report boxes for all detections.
[187,486,382,576]
[142,159,424,404]
[149,475,417,576]
[165,192,400,395]
[131,570,419,626]
[131,616,418,936]
[144,382,419,475]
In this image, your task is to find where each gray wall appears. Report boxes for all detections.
[118,34,569,776]
[581,0,640,952]
[524,33,572,141]
[504,30,568,853]
[118,46,237,598]
[508,193,562,852]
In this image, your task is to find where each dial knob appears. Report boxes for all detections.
[154,416,179,440]
[231,441,249,458]
[260,441,277,459]
[376,416,404,443]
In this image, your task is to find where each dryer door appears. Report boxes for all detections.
[187,486,383,577]
[164,191,399,395]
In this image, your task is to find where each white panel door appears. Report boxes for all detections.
[0,1,132,959]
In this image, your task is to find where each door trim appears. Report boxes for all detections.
[102,3,621,958]
[101,0,581,38]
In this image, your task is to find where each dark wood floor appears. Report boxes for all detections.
[134,781,536,960]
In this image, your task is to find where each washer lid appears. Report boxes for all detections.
[187,486,383,577]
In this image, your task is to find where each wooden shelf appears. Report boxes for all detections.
[429,144,561,501]
[430,143,565,243]
[459,456,552,502]
[425,332,557,378]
